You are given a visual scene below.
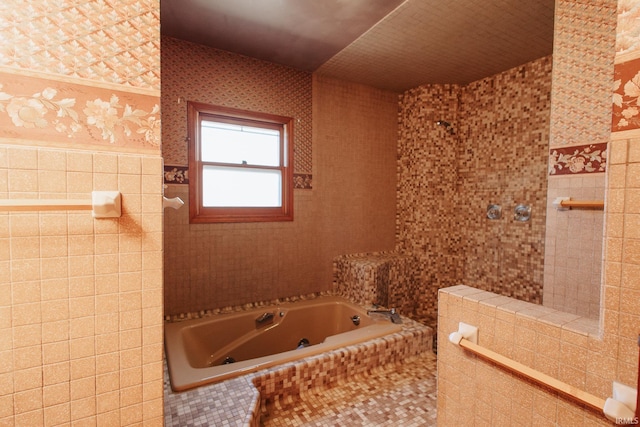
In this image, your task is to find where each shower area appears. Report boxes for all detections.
[393,58,553,330]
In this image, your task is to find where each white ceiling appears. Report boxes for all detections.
[161,0,555,93]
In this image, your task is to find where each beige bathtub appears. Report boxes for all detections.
[164,295,402,391]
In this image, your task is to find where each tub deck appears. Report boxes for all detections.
[165,296,403,391]
[164,312,433,426]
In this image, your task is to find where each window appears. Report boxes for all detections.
[187,102,294,223]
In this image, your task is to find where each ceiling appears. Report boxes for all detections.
[161,0,555,93]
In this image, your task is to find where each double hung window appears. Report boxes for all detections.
[188,102,293,223]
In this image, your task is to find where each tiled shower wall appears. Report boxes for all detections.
[396,57,552,328]
[162,39,399,315]
[1,1,164,425]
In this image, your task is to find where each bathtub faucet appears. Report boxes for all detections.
[255,312,275,324]
[367,308,402,324]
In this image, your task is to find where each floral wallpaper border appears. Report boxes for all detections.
[164,165,189,184]
[612,57,640,132]
[0,71,160,151]
[548,142,607,175]
[294,173,313,189]
[163,165,313,190]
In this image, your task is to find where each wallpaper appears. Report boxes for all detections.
[161,36,312,179]
[549,0,617,148]
[0,0,160,90]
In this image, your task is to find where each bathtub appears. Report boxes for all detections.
[164,295,403,391]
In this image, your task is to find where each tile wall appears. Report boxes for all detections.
[437,0,640,425]
[162,40,399,315]
[396,56,552,329]
[0,1,164,425]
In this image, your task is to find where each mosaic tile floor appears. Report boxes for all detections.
[165,351,437,426]
[260,352,437,426]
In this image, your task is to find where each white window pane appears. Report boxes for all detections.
[201,121,280,166]
[202,166,282,207]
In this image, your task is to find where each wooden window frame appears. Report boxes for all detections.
[187,102,294,223]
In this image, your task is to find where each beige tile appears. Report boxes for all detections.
[607,164,627,189]
[42,320,70,345]
[93,154,118,174]
[10,234,40,259]
[41,299,69,322]
[120,329,142,350]
[44,402,71,427]
[118,156,142,175]
[628,138,640,163]
[93,172,119,191]
[11,324,41,348]
[13,388,42,414]
[95,294,119,315]
[95,333,119,355]
[95,254,118,275]
[68,255,95,277]
[7,147,38,170]
[96,352,119,375]
[13,366,42,392]
[120,349,142,371]
[120,384,143,407]
[142,399,163,424]
[96,372,120,395]
[609,138,628,164]
[43,382,70,407]
[42,341,69,365]
[70,395,96,421]
[0,394,12,418]
[96,313,118,335]
[119,402,143,425]
[8,214,39,237]
[12,280,41,304]
[69,337,95,359]
[67,152,93,172]
[38,149,66,171]
[120,292,142,312]
[69,296,95,319]
[71,377,96,400]
[622,238,640,265]
[10,259,41,282]
[119,173,141,194]
[142,157,163,176]
[628,163,640,188]
[14,409,44,427]
[67,171,94,193]
[96,409,120,426]
[11,302,41,327]
[96,390,120,413]
[38,170,66,193]
[120,310,142,331]
[119,272,142,292]
[96,274,119,295]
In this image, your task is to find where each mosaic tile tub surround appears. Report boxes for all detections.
[333,251,420,317]
[164,303,433,426]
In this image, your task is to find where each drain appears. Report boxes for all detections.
[222,356,236,365]
[297,338,310,349]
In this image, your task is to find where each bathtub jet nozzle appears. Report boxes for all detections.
[255,311,275,326]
